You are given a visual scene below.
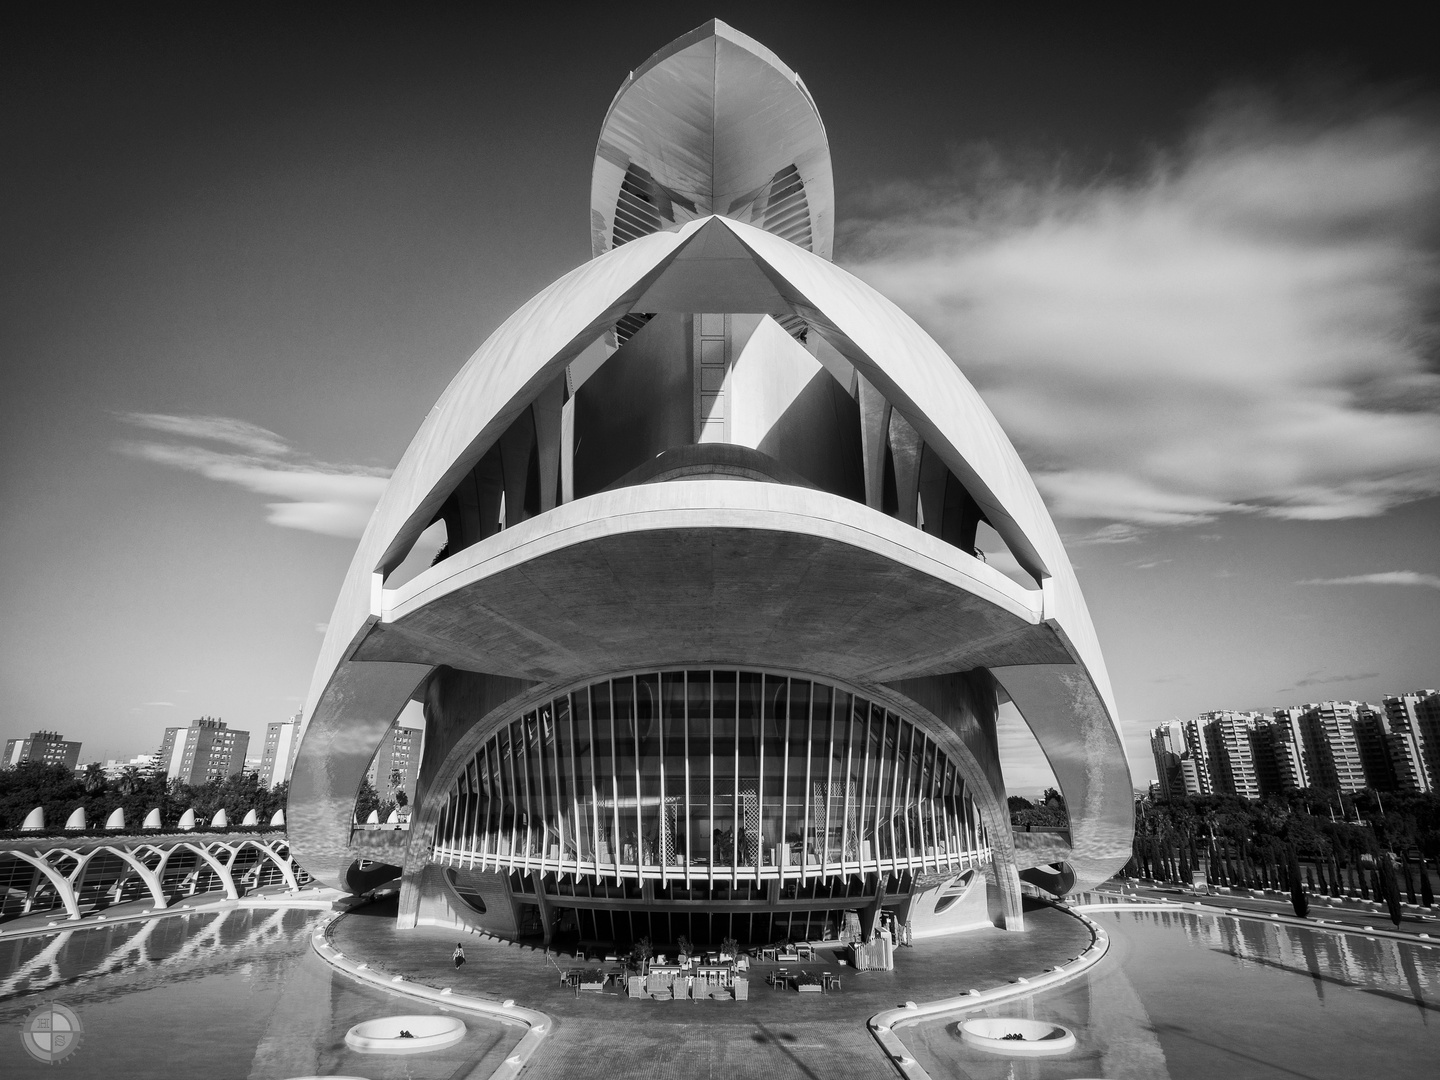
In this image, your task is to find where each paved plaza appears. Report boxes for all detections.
[327,891,1090,1079]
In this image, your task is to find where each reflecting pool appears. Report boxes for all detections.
[907,908,1440,1079]
[0,908,521,1079]
[3,903,1438,1079]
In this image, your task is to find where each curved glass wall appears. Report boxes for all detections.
[432,670,991,883]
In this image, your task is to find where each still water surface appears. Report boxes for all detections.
[2,905,1436,1079]
[909,908,1440,1080]
[0,907,519,1079]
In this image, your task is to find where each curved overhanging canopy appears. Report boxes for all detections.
[591,19,834,260]
[290,214,1133,893]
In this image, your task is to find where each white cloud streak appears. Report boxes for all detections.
[116,414,389,538]
[1300,570,1440,589]
[844,87,1440,530]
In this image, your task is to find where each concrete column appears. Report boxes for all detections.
[397,668,534,930]
[917,445,947,536]
[498,412,537,526]
[888,410,924,527]
[860,875,887,938]
[532,870,553,945]
[560,397,576,504]
[532,378,565,513]
[856,374,891,511]
[288,656,433,893]
[887,670,1025,931]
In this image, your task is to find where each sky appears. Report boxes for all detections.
[2,4,1437,794]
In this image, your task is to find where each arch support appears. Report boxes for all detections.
[886,670,1025,930]
[243,840,300,892]
[6,851,80,921]
[179,843,240,901]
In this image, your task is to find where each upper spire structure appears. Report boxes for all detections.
[590,19,834,260]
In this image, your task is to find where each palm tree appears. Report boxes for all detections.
[116,766,144,799]
[82,762,106,795]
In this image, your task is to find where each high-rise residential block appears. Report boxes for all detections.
[367,723,423,805]
[3,730,82,771]
[1252,709,1310,795]
[258,713,303,788]
[1150,719,1212,800]
[157,717,250,785]
[1383,691,1436,793]
[1200,711,1262,799]
[1298,702,1368,793]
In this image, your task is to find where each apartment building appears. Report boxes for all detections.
[1298,701,1369,793]
[3,730,82,771]
[157,717,250,785]
[1382,691,1437,793]
[258,713,303,788]
[1150,719,1212,799]
[1252,709,1309,795]
[366,722,423,806]
[1200,711,1263,799]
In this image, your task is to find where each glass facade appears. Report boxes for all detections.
[432,669,990,884]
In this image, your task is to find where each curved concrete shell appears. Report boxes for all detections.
[291,20,1131,942]
[591,19,834,261]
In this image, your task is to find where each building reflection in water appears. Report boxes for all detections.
[0,908,318,1003]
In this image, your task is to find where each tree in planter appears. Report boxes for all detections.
[1422,861,1435,909]
[387,767,409,818]
[1375,854,1403,929]
[1401,856,1417,905]
[631,935,654,974]
[721,935,739,961]
[1287,846,1309,919]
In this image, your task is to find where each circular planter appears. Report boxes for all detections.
[344,1014,466,1054]
[958,1017,1076,1056]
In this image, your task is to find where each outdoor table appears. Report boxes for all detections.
[759,946,777,963]
[820,972,841,990]
[796,944,815,960]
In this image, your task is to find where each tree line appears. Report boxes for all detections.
[0,760,288,834]
[1127,789,1438,925]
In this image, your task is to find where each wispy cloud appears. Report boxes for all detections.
[120,413,293,456]
[1294,671,1381,688]
[844,83,1440,532]
[1067,523,1145,545]
[1300,570,1440,590]
[138,700,176,707]
[116,414,389,538]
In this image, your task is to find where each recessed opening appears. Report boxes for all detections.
[384,519,448,591]
[974,521,1041,590]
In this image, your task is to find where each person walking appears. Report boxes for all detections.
[453,943,466,969]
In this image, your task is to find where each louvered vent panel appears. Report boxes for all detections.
[613,164,668,249]
[762,165,813,251]
[614,311,655,347]
[775,312,809,343]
